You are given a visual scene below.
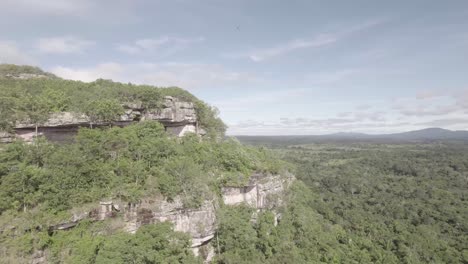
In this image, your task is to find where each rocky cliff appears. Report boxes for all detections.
[12,96,202,143]
[40,173,293,263]
[222,173,292,209]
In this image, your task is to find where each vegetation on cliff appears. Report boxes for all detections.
[0,64,57,79]
[0,122,283,215]
[0,64,289,263]
[3,64,465,263]
[2,220,200,264]
[0,64,226,135]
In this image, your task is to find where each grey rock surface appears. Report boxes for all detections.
[11,96,199,141]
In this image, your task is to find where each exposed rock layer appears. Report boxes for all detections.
[45,173,292,263]
[10,96,201,142]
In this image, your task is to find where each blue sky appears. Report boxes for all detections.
[1,0,468,135]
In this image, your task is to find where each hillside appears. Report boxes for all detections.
[0,64,57,79]
[0,64,225,136]
[386,127,468,140]
[1,65,466,264]
[0,65,294,263]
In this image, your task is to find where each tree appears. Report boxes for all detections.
[214,206,264,263]
[0,96,17,132]
[84,99,124,128]
[95,223,200,264]
[40,88,70,112]
[137,87,163,109]
[17,93,50,137]
[0,164,43,212]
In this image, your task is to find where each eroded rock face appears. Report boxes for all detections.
[4,73,50,80]
[222,173,294,209]
[120,197,217,248]
[0,131,14,143]
[143,96,197,124]
[31,250,46,264]
[44,173,293,263]
[10,96,200,143]
[15,112,89,129]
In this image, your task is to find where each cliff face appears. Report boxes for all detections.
[43,173,292,262]
[3,73,51,80]
[12,96,202,142]
[222,173,293,209]
[0,132,13,143]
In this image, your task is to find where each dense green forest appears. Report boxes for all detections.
[0,115,285,263]
[3,138,466,263]
[233,142,467,263]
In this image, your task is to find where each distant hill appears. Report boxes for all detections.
[235,128,468,146]
[381,128,468,140]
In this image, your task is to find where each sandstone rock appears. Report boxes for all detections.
[5,73,49,80]
[121,197,217,248]
[222,172,293,209]
[122,101,143,110]
[31,250,46,264]
[11,97,200,141]
[38,173,293,263]
[0,131,14,143]
[15,112,89,128]
[143,97,196,123]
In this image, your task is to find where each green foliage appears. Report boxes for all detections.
[278,143,468,264]
[0,96,18,131]
[137,86,163,109]
[40,88,71,112]
[0,64,226,135]
[44,221,199,264]
[213,142,467,263]
[84,99,124,127]
[0,64,57,78]
[0,121,282,215]
[214,205,264,264]
[17,93,50,130]
[158,157,210,208]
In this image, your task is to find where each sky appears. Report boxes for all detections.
[1,0,468,135]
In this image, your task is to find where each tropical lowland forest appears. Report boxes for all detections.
[237,140,468,263]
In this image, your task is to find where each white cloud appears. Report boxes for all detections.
[51,63,124,82]
[417,118,468,127]
[0,41,36,65]
[213,88,310,113]
[117,36,205,57]
[224,19,385,62]
[303,69,363,85]
[398,105,459,117]
[227,115,412,135]
[0,0,92,16]
[50,62,257,90]
[393,91,467,117]
[226,89,468,135]
[223,34,337,62]
[37,36,95,54]
[248,34,337,62]
[415,90,442,100]
[0,0,138,23]
[454,89,468,111]
[356,104,372,110]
